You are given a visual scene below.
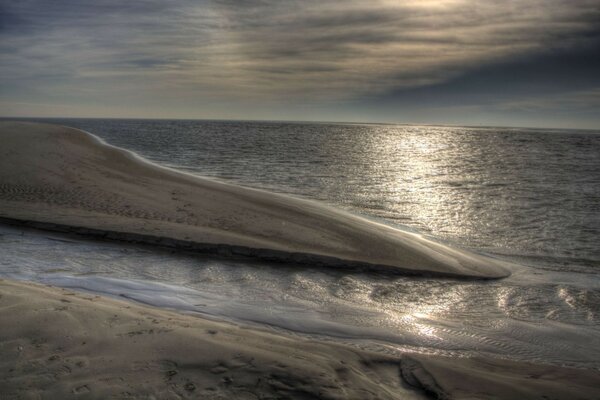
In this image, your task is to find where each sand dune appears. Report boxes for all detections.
[0,121,510,278]
[2,279,598,399]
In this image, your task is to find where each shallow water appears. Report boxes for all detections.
[1,119,599,368]
[2,225,599,369]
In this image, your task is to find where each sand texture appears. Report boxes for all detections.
[0,121,510,278]
[401,354,600,400]
[0,279,423,400]
[2,279,599,400]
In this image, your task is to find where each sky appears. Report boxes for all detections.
[1,0,599,129]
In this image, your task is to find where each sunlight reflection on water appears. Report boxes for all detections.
[2,224,599,368]
[26,119,600,270]
[3,119,600,368]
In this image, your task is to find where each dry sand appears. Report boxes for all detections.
[0,121,510,278]
[2,279,599,400]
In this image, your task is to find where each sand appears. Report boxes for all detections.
[0,121,510,279]
[0,279,422,400]
[1,121,598,398]
[401,354,600,400]
[2,279,599,400]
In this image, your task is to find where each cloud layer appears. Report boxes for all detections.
[1,0,599,125]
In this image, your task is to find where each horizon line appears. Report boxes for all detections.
[1,115,598,133]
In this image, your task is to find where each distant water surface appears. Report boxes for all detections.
[1,118,599,369]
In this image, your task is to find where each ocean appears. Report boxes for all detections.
[1,118,599,368]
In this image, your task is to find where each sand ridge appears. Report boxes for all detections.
[0,121,511,278]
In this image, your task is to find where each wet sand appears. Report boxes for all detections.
[0,279,423,399]
[2,279,599,399]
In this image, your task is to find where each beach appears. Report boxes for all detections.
[0,279,420,399]
[3,0,600,397]
[1,121,599,399]
[2,279,599,400]
[0,121,510,279]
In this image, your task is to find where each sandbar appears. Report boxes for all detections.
[0,121,510,279]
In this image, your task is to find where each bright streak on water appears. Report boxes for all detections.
[1,119,599,368]
[32,119,599,268]
[1,224,599,368]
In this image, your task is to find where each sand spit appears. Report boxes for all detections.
[0,121,510,278]
[2,279,599,400]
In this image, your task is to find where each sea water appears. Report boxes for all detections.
[1,119,599,368]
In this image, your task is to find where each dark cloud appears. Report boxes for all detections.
[382,36,600,103]
[209,0,600,97]
[1,0,599,127]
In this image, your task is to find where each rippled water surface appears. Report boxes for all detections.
[34,118,600,268]
[2,118,599,368]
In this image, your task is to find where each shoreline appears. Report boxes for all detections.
[1,121,599,398]
[2,278,598,399]
[0,216,499,280]
[0,278,422,399]
[0,121,511,279]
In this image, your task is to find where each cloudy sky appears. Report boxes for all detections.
[1,0,599,128]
